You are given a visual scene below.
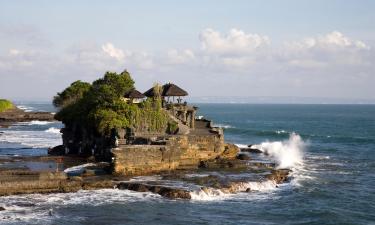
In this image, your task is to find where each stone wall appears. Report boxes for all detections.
[112,133,239,176]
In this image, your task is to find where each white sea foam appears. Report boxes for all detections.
[27,120,53,125]
[235,143,249,149]
[189,180,278,201]
[0,130,62,148]
[276,130,288,134]
[17,105,34,112]
[252,133,305,169]
[212,123,234,129]
[45,127,61,134]
[0,189,162,223]
[64,163,97,173]
[190,188,226,201]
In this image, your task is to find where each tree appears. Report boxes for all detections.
[53,80,91,108]
[55,70,172,136]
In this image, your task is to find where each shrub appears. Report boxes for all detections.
[0,99,14,113]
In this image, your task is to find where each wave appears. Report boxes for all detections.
[0,189,162,224]
[45,127,61,134]
[0,130,62,149]
[64,163,97,173]
[212,123,235,129]
[27,121,53,125]
[16,105,34,112]
[251,133,305,169]
[190,180,279,201]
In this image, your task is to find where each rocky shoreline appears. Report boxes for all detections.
[0,107,55,127]
[0,151,291,200]
[0,106,292,202]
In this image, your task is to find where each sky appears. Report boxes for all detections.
[0,0,375,103]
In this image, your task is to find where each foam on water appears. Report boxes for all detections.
[25,121,53,126]
[44,127,61,134]
[189,180,279,201]
[235,143,249,149]
[0,189,163,224]
[63,163,97,173]
[0,130,62,149]
[252,133,305,169]
[212,123,234,129]
[16,105,34,112]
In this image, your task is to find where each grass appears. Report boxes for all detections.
[0,99,14,113]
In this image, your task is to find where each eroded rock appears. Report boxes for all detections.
[236,153,251,160]
[117,182,191,199]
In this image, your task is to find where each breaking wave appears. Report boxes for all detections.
[45,127,61,134]
[26,121,53,126]
[251,133,305,169]
[0,189,162,224]
[16,105,34,112]
[0,130,62,149]
[189,180,279,201]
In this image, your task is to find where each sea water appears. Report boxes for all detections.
[0,103,374,225]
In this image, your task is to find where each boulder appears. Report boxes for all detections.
[222,143,240,159]
[266,169,291,183]
[236,153,251,160]
[240,147,263,154]
[48,145,65,156]
[0,206,5,211]
[117,182,191,199]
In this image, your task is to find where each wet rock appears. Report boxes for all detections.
[182,175,224,189]
[117,182,191,199]
[266,169,291,184]
[198,158,247,170]
[236,153,251,160]
[0,108,55,124]
[48,145,65,156]
[14,202,36,207]
[222,143,240,159]
[240,147,263,154]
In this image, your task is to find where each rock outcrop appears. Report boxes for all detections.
[0,107,55,127]
[112,133,240,176]
[0,169,114,196]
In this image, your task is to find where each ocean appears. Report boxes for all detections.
[0,103,374,225]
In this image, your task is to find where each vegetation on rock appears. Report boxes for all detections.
[54,70,171,136]
[0,99,14,112]
[53,80,91,108]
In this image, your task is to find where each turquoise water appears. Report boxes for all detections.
[1,103,375,224]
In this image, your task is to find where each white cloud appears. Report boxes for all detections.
[199,28,270,55]
[1,29,374,101]
[101,42,125,61]
[282,31,371,68]
[166,49,195,64]
[287,31,369,51]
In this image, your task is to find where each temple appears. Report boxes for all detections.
[58,81,238,176]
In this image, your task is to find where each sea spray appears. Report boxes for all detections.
[252,133,305,169]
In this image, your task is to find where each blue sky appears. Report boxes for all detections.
[1,0,374,102]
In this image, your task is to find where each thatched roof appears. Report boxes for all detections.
[124,89,145,99]
[144,83,188,97]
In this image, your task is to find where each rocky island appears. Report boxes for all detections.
[0,70,290,200]
[0,99,55,127]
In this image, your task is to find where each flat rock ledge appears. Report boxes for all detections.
[0,170,114,196]
[0,108,55,127]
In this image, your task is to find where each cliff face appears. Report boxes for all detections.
[112,133,239,176]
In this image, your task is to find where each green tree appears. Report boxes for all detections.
[55,70,171,136]
[53,80,91,108]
